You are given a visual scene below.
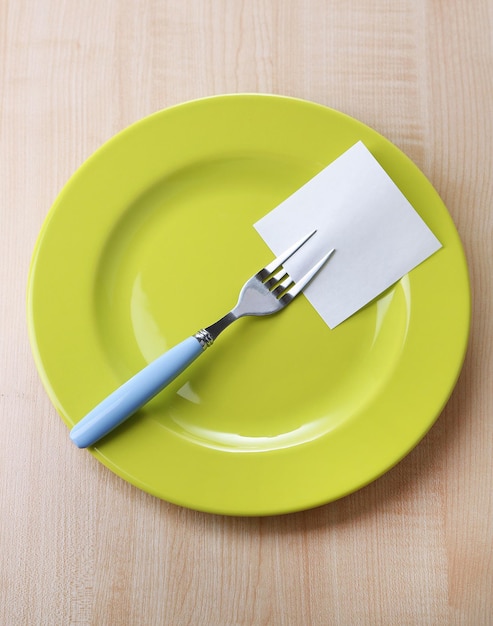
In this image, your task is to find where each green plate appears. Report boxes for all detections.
[27,94,470,515]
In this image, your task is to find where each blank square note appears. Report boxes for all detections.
[254,141,442,328]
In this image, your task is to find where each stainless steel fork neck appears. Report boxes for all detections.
[194,328,215,349]
[194,312,238,349]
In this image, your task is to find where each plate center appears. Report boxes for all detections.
[95,155,410,451]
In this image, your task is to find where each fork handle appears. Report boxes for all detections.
[70,336,204,448]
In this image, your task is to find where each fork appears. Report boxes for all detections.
[70,231,335,448]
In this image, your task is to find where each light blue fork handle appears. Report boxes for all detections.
[70,336,204,448]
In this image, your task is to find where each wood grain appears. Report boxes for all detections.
[1,1,492,624]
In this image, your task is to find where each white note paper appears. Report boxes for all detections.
[254,141,442,328]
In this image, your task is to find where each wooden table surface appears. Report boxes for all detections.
[1,1,492,624]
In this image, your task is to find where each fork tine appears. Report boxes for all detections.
[263,268,289,291]
[270,271,294,293]
[286,247,335,299]
[263,229,317,275]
